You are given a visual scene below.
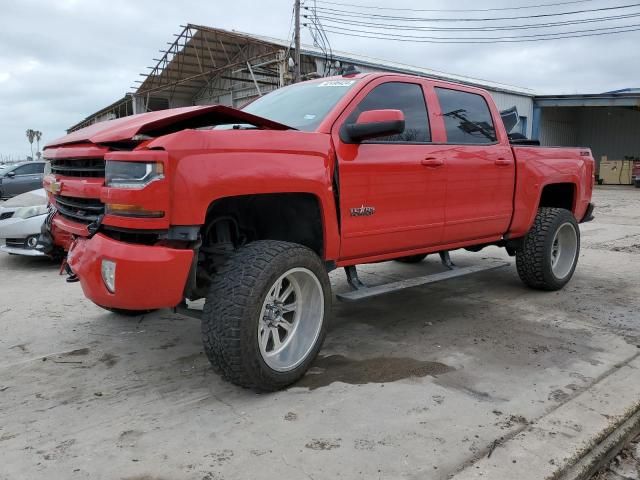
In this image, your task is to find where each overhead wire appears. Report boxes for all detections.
[319,24,640,43]
[303,3,640,22]
[302,1,640,44]
[308,12,640,32]
[303,0,334,76]
[310,0,597,12]
[313,22,640,41]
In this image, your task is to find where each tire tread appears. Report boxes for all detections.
[201,240,329,391]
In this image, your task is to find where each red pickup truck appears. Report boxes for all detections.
[44,72,594,391]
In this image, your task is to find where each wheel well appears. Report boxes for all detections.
[538,183,575,212]
[204,193,324,256]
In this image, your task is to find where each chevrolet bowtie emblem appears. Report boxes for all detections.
[48,180,63,194]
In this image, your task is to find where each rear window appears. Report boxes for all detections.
[435,88,497,144]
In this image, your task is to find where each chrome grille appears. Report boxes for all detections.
[50,158,105,178]
[54,195,104,224]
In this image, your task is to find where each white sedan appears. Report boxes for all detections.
[0,188,49,256]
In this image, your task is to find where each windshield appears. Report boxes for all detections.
[241,79,359,131]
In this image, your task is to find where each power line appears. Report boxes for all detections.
[308,0,596,13]
[319,24,640,42]
[305,22,640,40]
[304,3,640,22]
[309,12,640,32]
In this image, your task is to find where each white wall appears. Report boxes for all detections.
[489,91,534,138]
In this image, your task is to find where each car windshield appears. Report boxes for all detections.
[241,79,360,131]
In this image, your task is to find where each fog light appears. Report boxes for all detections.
[26,235,39,249]
[101,259,116,293]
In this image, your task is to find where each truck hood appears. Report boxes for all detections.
[46,105,293,148]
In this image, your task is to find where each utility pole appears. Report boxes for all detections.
[294,0,301,83]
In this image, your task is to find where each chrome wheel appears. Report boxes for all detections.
[258,267,324,372]
[550,222,578,280]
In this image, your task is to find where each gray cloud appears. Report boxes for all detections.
[1,0,638,157]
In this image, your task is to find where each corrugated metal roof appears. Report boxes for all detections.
[221,27,535,97]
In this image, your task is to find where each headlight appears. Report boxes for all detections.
[105,161,164,189]
[14,205,48,219]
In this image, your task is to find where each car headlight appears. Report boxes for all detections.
[105,161,164,189]
[14,205,48,219]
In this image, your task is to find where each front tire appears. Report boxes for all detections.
[516,208,580,291]
[201,240,331,391]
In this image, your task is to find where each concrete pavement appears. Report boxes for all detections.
[0,185,639,480]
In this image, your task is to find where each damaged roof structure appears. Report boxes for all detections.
[68,24,535,137]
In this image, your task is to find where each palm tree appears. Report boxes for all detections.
[26,129,35,160]
[34,130,42,156]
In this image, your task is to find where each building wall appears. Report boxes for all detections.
[538,107,580,147]
[539,106,640,167]
[576,107,640,163]
[489,91,534,138]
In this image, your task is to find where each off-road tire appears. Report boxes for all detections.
[201,240,331,391]
[395,254,428,264]
[516,207,580,291]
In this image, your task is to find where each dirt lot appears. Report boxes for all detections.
[1,186,639,480]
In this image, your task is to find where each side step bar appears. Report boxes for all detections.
[336,259,510,302]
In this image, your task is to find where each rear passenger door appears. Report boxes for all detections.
[433,87,515,243]
[3,163,43,197]
[333,79,446,260]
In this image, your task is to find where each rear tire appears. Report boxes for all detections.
[201,240,331,391]
[394,254,428,264]
[516,208,580,291]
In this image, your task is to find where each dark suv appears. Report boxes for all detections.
[0,161,46,199]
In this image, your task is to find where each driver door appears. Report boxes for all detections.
[332,79,446,261]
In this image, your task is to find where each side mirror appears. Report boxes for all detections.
[341,109,405,143]
[6,171,15,178]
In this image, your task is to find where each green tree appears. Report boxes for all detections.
[34,130,42,156]
[26,129,36,160]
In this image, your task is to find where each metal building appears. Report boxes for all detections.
[68,24,535,137]
[534,89,640,173]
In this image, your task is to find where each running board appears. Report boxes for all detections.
[336,260,510,302]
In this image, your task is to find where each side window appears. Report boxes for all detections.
[347,82,430,143]
[435,88,497,144]
[14,163,42,175]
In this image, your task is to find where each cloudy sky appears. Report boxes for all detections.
[1,0,639,158]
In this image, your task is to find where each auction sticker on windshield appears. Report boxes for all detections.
[317,80,356,87]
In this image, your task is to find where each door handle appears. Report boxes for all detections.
[495,158,512,166]
[421,157,444,167]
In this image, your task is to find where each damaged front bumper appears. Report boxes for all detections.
[67,233,194,310]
